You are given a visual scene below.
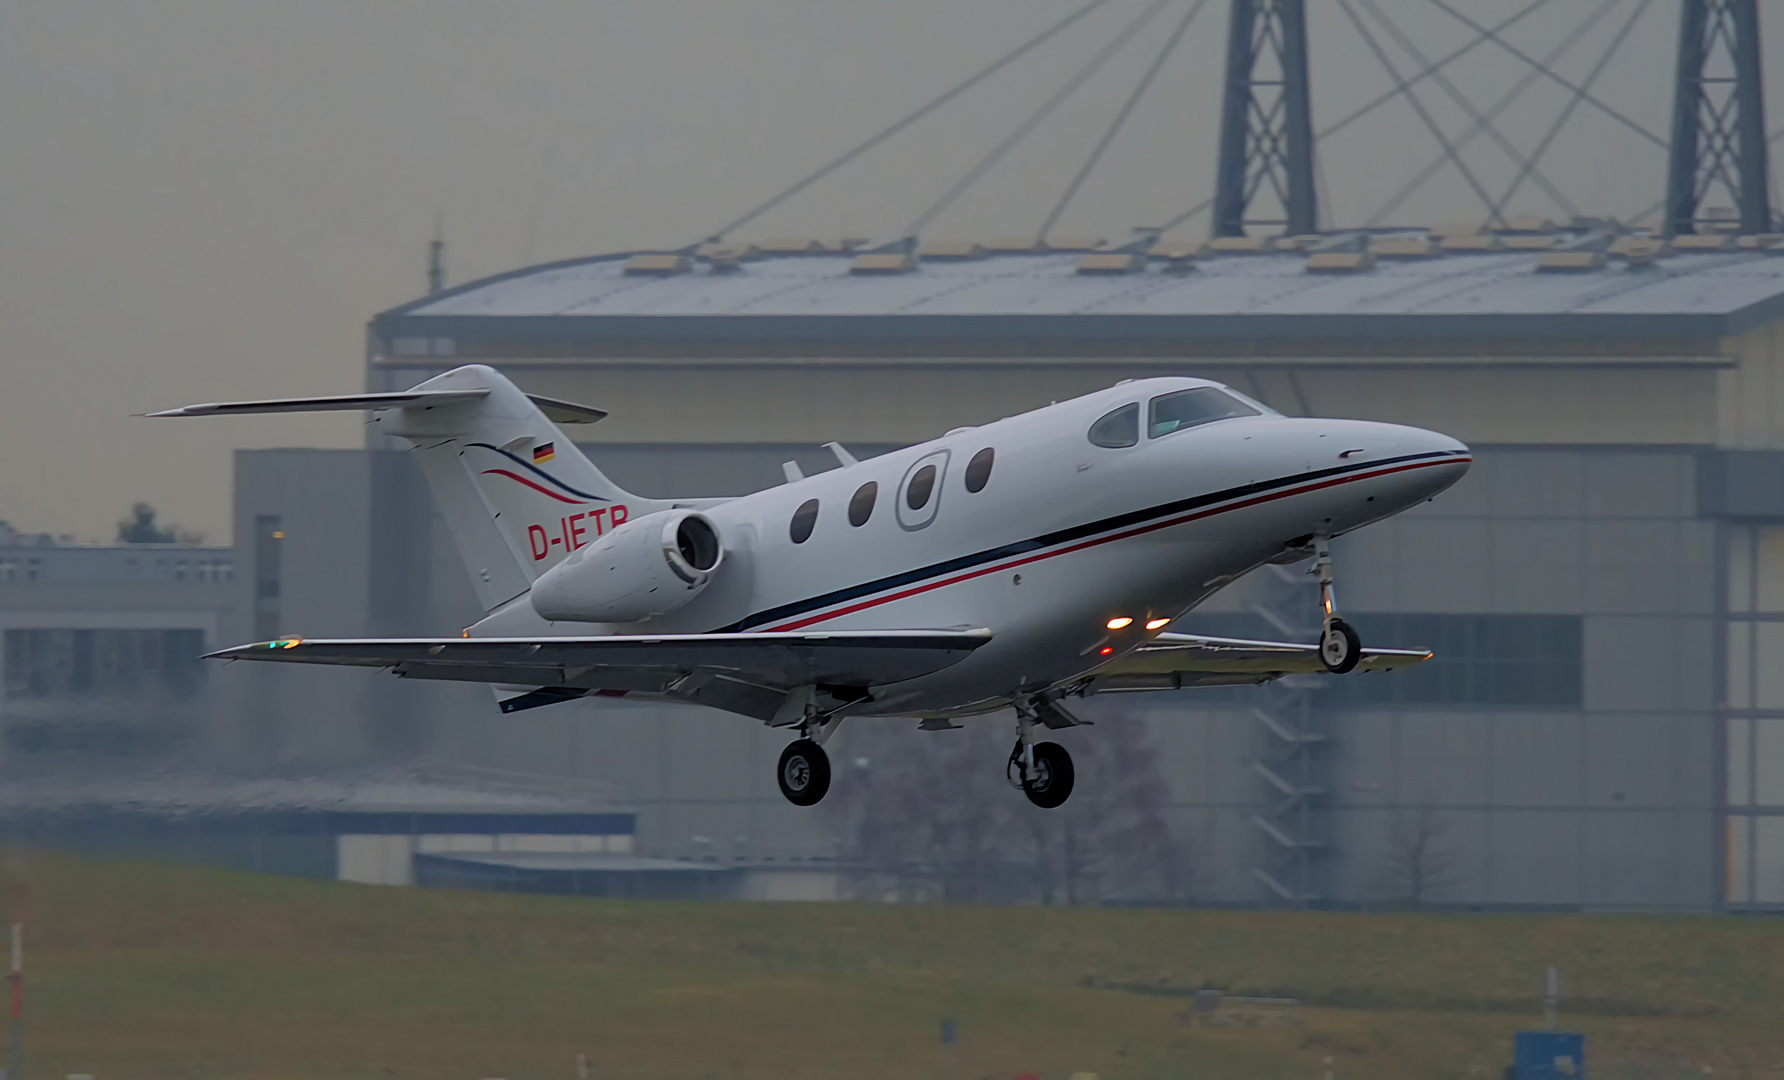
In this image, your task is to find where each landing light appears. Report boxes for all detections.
[1145,618,1170,630]
[1106,617,1133,630]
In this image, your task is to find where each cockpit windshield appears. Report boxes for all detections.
[1147,387,1262,438]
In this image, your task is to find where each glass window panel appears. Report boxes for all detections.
[1729,620,1754,709]
[1146,388,1259,439]
[1087,404,1139,448]
[1755,816,1784,904]
[1755,623,1784,710]
[1729,526,1755,614]
[1729,717,1753,807]
[1758,528,1784,612]
[1730,815,1753,905]
[1757,719,1784,807]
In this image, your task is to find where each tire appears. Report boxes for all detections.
[1320,618,1362,674]
[777,738,831,806]
[1022,741,1075,809]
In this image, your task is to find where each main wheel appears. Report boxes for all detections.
[1022,741,1075,809]
[1320,618,1362,674]
[777,738,831,806]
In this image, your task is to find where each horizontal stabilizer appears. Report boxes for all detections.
[143,390,492,417]
[145,388,607,424]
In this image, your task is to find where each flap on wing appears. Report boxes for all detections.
[1087,632,1430,692]
[208,629,992,693]
[144,390,491,417]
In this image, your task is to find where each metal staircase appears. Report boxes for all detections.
[1246,562,1332,907]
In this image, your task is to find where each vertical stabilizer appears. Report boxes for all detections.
[377,365,672,610]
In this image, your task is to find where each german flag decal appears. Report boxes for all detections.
[532,442,555,464]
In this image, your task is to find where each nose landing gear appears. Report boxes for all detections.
[1314,536,1362,674]
[1008,697,1076,808]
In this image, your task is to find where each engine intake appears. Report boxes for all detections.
[530,509,723,623]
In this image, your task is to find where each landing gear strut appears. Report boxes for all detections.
[776,699,843,807]
[1314,536,1362,674]
[1008,698,1075,808]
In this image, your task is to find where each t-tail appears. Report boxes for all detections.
[147,364,673,610]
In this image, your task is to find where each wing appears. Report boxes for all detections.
[1081,632,1430,693]
[208,629,991,718]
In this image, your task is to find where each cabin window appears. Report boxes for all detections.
[1147,387,1260,438]
[848,482,877,527]
[965,448,994,493]
[1087,403,1139,448]
[906,465,938,510]
[789,499,819,544]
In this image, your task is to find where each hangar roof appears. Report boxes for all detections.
[376,235,1784,344]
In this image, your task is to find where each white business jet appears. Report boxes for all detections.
[151,365,1469,808]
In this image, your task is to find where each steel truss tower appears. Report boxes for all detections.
[1666,0,1772,236]
[1213,0,1317,237]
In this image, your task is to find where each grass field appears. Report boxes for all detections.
[8,849,1784,1080]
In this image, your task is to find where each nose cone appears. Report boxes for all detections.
[1390,423,1471,499]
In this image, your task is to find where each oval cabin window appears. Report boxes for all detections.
[789,499,819,544]
[965,448,994,493]
[848,482,877,527]
[1088,403,1140,448]
[906,465,938,510]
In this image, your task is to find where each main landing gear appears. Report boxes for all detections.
[777,738,830,806]
[776,700,844,806]
[1314,535,1362,674]
[1008,698,1075,809]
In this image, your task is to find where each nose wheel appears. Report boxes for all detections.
[1007,739,1075,808]
[1314,536,1363,674]
[1008,698,1076,808]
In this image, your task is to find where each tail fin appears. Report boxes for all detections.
[150,364,669,611]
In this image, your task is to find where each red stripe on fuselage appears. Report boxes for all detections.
[480,469,589,505]
[763,455,1469,632]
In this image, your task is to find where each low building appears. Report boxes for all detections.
[0,525,233,757]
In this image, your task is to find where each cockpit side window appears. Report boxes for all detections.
[1147,387,1261,439]
[1087,403,1140,448]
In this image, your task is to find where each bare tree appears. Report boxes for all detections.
[1377,804,1456,908]
[826,711,1181,905]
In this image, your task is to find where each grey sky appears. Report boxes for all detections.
[0,1,1769,541]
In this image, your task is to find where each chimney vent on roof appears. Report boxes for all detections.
[623,254,692,277]
[1536,251,1605,273]
[1673,233,1738,252]
[849,252,918,275]
[1610,238,1670,266]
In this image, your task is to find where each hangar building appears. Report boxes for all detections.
[227,226,1784,909]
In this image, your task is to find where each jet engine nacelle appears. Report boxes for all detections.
[529,509,723,623]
